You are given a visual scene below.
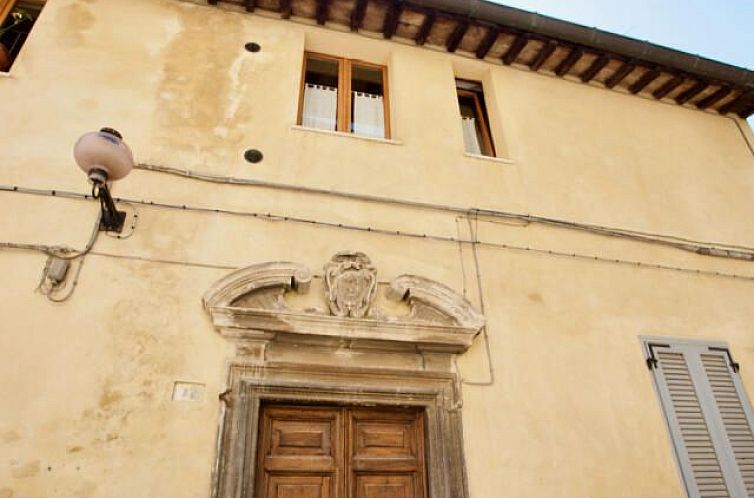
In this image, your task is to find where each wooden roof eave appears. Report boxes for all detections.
[206,0,754,118]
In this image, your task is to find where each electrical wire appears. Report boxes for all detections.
[3,184,754,281]
[460,212,495,386]
[454,217,469,299]
[132,163,754,261]
[45,256,87,302]
[104,201,139,240]
[88,250,238,271]
[0,207,102,260]
[730,116,754,159]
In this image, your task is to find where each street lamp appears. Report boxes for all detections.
[73,128,134,233]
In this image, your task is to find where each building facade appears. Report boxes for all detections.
[1,0,754,497]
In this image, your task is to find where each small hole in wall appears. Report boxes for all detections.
[245,42,261,52]
[244,149,264,163]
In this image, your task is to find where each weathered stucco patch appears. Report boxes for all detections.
[527,292,544,303]
[54,1,95,45]
[1,431,20,443]
[10,460,40,479]
[153,2,246,157]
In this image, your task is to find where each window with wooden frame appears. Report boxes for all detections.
[298,52,390,139]
[0,0,45,72]
[255,403,427,498]
[456,79,495,157]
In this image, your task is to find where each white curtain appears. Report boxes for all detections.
[352,92,385,138]
[303,84,338,131]
[461,117,481,154]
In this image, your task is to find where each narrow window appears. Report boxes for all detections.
[350,63,387,138]
[0,1,45,72]
[456,79,495,157]
[299,52,390,139]
[644,338,754,498]
[300,54,340,132]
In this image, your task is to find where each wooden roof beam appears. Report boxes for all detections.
[244,0,256,11]
[580,55,609,83]
[502,35,528,65]
[739,104,754,118]
[696,86,732,110]
[278,0,292,18]
[350,0,367,31]
[628,67,661,94]
[554,46,583,76]
[415,10,436,46]
[446,19,470,52]
[719,91,753,115]
[316,0,329,25]
[208,0,218,5]
[675,80,708,105]
[382,0,401,39]
[652,74,684,99]
[605,61,635,89]
[529,41,556,72]
[475,27,500,59]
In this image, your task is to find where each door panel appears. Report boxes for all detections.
[256,406,342,498]
[267,475,332,498]
[256,404,425,498]
[350,410,421,473]
[355,475,414,498]
[348,408,425,498]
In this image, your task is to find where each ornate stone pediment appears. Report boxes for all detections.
[202,252,484,353]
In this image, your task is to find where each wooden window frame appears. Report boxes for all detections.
[0,0,45,31]
[0,0,45,72]
[297,51,391,139]
[456,80,495,157]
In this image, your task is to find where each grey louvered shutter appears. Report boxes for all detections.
[647,340,754,498]
[701,353,754,495]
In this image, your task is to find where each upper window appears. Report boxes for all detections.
[456,79,495,157]
[298,52,390,139]
[644,338,754,498]
[0,0,44,72]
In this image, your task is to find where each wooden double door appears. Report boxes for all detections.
[256,404,427,498]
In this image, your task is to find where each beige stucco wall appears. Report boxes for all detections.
[1,0,754,497]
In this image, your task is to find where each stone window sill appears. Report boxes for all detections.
[291,125,403,145]
[463,152,515,165]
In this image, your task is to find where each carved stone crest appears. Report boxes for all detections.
[202,251,485,353]
[323,251,377,318]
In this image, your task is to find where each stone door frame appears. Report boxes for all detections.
[213,362,468,498]
[204,255,483,498]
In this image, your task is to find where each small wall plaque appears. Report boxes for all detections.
[172,382,205,402]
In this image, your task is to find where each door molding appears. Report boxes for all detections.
[214,362,466,498]
[205,252,480,498]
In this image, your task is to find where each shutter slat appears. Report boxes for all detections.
[658,352,731,498]
[700,353,754,497]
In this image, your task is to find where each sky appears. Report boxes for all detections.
[494,1,754,126]
[497,0,754,70]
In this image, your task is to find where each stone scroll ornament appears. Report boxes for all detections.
[324,251,377,318]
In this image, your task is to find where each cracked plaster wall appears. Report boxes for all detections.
[0,0,754,497]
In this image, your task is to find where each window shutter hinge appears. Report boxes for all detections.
[646,342,670,369]
[709,346,741,372]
